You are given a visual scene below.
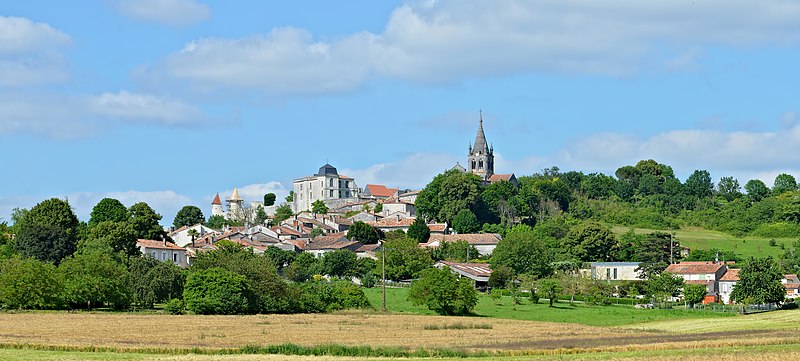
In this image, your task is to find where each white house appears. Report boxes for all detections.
[584,262,644,281]
[293,164,360,212]
[168,224,220,247]
[718,268,739,304]
[303,233,362,258]
[137,239,188,268]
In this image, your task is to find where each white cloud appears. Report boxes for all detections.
[217,182,289,205]
[88,91,206,126]
[341,153,460,190]
[0,16,71,87]
[113,0,210,26]
[143,0,800,96]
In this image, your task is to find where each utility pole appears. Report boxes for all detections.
[381,248,387,312]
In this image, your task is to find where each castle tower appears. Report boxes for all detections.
[467,111,494,181]
[226,187,244,220]
[211,193,224,217]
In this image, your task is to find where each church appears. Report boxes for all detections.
[455,112,517,185]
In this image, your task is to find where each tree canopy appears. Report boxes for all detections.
[89,198,129,225]
[491,224,552,278]
[731,257,786,304]
[173,206,205,229]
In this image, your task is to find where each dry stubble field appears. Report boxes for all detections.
[1,310,800,360]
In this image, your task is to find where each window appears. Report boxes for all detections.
[161,251,167,261]
[471,161,476,169]
[345,181,349,188]
[478,160,483,169]
[329,178,333,187]
[151,251,157,258]
[173,253,178,263]
[613,268,618,280]
[330,190,334,197]
[606,268,610,279]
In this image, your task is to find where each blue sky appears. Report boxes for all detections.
[2,0,800,224]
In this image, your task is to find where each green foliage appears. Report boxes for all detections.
[745,179,770,202]
[452,208,480,234]
[537,277,562,307]
[264,247,297,273]
[184,267,255,315]
[347,221,381,244]
[129,202,166,241]
[383,229,407,241]
[285,252,323,282]
[683,248,739,262]
[773,173,797,195]
[173,206,205,229]
[487,265,514,289]
[408,267,478,315]
[14,224,75,265]
[407,218,431,243]
[273,204,293,224]
[59,252,131,309]
[285,191,294,202]
[322,249,358,278]
[310,227,324,238]
[580,173,616,200]
[84,221,139,257]
[311,200,329,214]
[373,203,383,213]
[190,243,290,313]
[378,238,433,281]
[297,281,371,313]
[164,298,185,315]
[89,198,129,225]
[731,257,786,304]
[490,224,552,278]
[647,272,684,302]
[205,215,227,229]
[562,222,619,262]
[128,256,185,308]
[417,170,483,223]
[624,232,680,279]
[683,283,707,307]
[263,193,277,206]
[430,240,479,262]
[0,257,64,309]
[0,222,13,259]
[685,170,714,199]
[716,176,742,202]
[19,198,80,240]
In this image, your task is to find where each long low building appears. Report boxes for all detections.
[434,261,492,290]
[423,233,502,256]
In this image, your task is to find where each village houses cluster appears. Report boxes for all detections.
[134,115,800,305]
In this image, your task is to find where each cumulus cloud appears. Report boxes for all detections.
[0,16,71,87]
[112,0,210,26]
[142,0,800,96]
[88,91,207,126]
[341,153,460,190]
[216,182,289,205]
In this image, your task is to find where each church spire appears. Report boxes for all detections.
[473,111,488,153]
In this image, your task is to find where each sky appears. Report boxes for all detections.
[2,0,800,225]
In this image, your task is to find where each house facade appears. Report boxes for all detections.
[293,163,360,212]
[584,262,644,281]
[665,262,729,304]
[137,239,188,268]
[303,233,363,258]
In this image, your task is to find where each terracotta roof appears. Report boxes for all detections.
[368,217,415,228]
[720,269,740,281]
[137,239,185,251]
[427,223,447,232]
[399,190,420,197]
[212,193,222,205]
[665,263,724,275]
[488,174,514,183]
[305,233,360,250]
[428,233,502,245]
[785,274,799,283]
[784,283,800,289]
[438,261,493,277]
[366,184,398,198]
[296,217,337,231]
[356,243,381,252]
[685,280,713,285]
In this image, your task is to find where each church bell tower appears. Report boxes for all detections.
[467,111,494,181]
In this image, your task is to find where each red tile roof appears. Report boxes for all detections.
[305,233,360,250]
[427,223,447,232]
[366,184,398,198]
[488,174,514,183]
[368,217,415,228]
[212,193,222,205]
[664,263,724,275]
[137,239,185,251]
[428,233,502,245]
[783,283,800,289]
[720,269,740,281]
[356,244,381,252]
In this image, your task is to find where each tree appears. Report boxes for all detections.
[264,247,297,273]
[19,198,80,240]
[491,224,552,278]
[417,170,483,223]
[430,240,479,262]
[173,206,205,228]
[378,238,433,281]
[89,198,129,225]
[731,257,786,304]
[632,232,681,279]
[59,252,131,309]
[373,203,383,213]
[273,204,293,224]
[563,222,619,262]
[452,209,480,234]
[773,173,798,195]
[184,267,255,315]
[580,173,616,199]
[128,256,185,308]
[408,267,478,315]
[285,191,294,202]
[263,193,276,206]
[537,278,562,307]
[310,227,324,238]
[745,179,770,202]
[322,249,358,278]
[15,224,74,265]
[83,221,139,257]
[129,202,166,241]
[347,221,381,244]
[716,176,742,202]
[685,170,714,199]
[407,218,431,243]
[0,257,64,309]
[487,265,514,289]
[206,215,226,229]
[683,283,706,307]
[311,200,329,214]
[646,272,684,303]
[255,207,268,225]
[285,252,323,282]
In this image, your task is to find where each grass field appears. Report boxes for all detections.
[1,309,799,361]
[611,225,794,258]
[363,287,734,326]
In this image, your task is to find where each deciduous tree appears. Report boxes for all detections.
[408,267,477,315]
[407,218,431,243]
[731,256,786,304]
[89,198,129,225]
[173,206,205,228]
[491,224,551,278]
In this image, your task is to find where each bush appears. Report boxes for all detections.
[184,267,255,315]
[0,257,64,309]
[296,281,371,313]
[164,298,184,315]
[753,222,800,238]
[408,267,478,316]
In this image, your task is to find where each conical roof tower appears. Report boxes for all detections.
[473,112,488,154]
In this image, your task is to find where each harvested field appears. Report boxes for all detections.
[1,310,800,356]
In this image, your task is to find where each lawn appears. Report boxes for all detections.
[363,287,734,326]
[611,225,793,258]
